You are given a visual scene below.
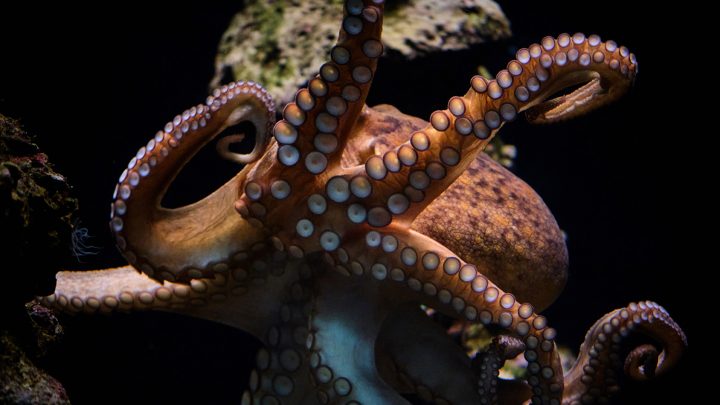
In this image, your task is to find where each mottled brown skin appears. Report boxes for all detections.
[416,157,567,311]
[417,159,567,311]
[348,105,567,310]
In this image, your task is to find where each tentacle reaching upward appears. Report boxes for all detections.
[562,301,687,405]
[110,81,275,282]
[268,0,384,178]
[233,0,386,241]
[353,33,637,227]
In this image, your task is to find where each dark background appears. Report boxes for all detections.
[1,1,696,404]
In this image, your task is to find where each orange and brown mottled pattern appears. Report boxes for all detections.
[348,104,567,309]
[415,155,567,311]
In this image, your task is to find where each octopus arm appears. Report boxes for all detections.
[562,301,687,404]
[240,265,318,404]
[42,262,300,340]
[357,34,637,228]
[473,335,532,404]
[413,154,568,312]
[326,228,564,403]
[109,82,275,282]
[270,0,384,174]
[45,266,167,312]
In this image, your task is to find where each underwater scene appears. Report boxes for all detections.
[2,1,694,404]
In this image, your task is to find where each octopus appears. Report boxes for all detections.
[42,1,686,404]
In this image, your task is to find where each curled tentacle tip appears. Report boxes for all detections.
[216,133,252,163]
[624,344,659,381]
[212,81,276,164]
[513,34,638,125]
[525,78,604,124]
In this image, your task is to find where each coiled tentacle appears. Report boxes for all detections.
[110,81,275,282]
[562,301,687,405]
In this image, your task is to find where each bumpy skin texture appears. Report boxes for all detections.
[347,105,568,310]
[43,1,685,404]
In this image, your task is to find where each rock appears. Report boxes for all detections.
[1,114,75,404]
[381,0,510,58]
[1,329,69,405]
[24,301,64,358]
[211,0,511,107]
[0,114,78,311]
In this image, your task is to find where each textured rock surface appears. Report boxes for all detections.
[212,0,511,107]
[1,114,75,404]
[1,329,69,405]
[0,114,78,310]
[381,0,509,57]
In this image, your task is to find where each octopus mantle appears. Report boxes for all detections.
[43,1,686,404]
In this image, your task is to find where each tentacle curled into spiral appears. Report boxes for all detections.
[562,301,686,405]
[216,131,264,164]
[326,228,564,404]
[109,81,275,282]
[353,33,637,227]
